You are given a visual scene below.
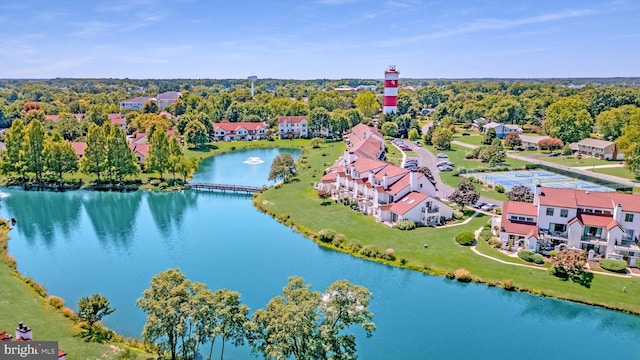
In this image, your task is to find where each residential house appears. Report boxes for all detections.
[130,143,150,164]
[278,116,308,139]
[45,114,83,122]
[120,91,181,111]
[519,135,550,150]
[119,96,151,111]
[318,124,452,226]
[70,142,87,158]
[471,117,489,130]
[213,122,267,141]
[333,85,357,93]
[107,113,126,130]
[574,138,623,160]
[500,185,640,267]
[481,122,522,139]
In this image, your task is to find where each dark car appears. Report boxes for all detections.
[549,152,560,157]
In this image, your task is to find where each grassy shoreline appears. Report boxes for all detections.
[254,140,640,315]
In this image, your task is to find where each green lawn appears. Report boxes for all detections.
[591,166,639,180]
[384,140,403,166]
[256,141,640,314]
[452,134,484,146]
[541,155,615,167]
[0,258,149,360]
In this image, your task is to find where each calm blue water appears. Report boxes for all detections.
[2,148,640,360]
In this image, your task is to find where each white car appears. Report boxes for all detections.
[436,153,448,159]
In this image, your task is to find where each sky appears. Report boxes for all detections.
[1,0,639,79]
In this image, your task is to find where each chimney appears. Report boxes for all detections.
[383,173,388,189]
[16,322,32,341]
[368,170,374,184]
[533,184,542,206]
[410,169,417,191]
[613,203,623,223]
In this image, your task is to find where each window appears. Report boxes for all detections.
[625,213,634,222]
[622,229,634,242]
[546,208,554,216]
[560,209,568,218]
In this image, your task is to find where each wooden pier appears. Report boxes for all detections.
[186,183,264,194]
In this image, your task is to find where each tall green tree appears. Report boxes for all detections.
[595,105,640,141]
[616,112,640,178]
[268,153,297,182]
[137,269,192,360]
[432,127,453,150]
[251,277,375,360]
[25,119,46,182]
[167,137,184,182]
[56,113,82,141]
[143,100,159,114]
[482,127,497,145]
[86,108,108,126]
[106,125,139,182]
[184,120,209,148]
[380,121,398,137]
[0,119,27,178]
[81,123,108,181]
[146,130,170,178]
[211,289,250,360]
[345,108,362,128]
[543,96,593,144]
[77,294,115,336]
[354,91,380,119]
[309,107,331,137]
[43,132,78,183]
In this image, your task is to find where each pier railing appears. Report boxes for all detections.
[186,183,265,194]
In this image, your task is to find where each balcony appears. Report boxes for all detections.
[540,229,567,240]
[580,235,608,246]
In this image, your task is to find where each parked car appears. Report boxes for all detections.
[436,153,448,159]
[415,141,422,147]
[549,152,560,157]
[438,165,453,171]
[481,204,497,211]
[436,161,454,167]
[473,202,486,209]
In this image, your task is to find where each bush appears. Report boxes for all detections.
[317,229,336,243]
[48,295,64,309]
[454,268,472,282]
[159,182,168,189]
[517,249,544,264]
[599,258,627,273]
[149,179,161,186]
[24,277,47,298]
[61,307,76,318]
[452,210,464,220]
[501,279,516,291]
[455,232,475,246]
[495,185,505,193]
[395,219,416,230]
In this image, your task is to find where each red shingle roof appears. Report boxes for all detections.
[45,114,83,122]
[215,122,266,132]
[570,213,621,230]
[503,201,537,217]
[107,113,126,126]
[389,192,428,215]
[501,220,539,238]
[538,187,640,213]
[70,142,87,157]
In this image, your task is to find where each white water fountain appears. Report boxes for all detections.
[243,157,264,165]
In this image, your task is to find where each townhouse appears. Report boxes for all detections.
[500,185,640,267]
[481,122,523,139]
[278,116,308,139]
[318,124,452,226]
[120,91,182,111]
[213,122,267,141]
[572,138,624,160]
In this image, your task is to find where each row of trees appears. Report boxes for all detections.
[137,269,375,360]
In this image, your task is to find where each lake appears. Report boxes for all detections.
[3,148,640,359]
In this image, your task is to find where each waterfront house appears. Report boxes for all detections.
[213,122,267,141]
[278,116,308,139]
[574,138,623,160]
[318,124,452,226]
[481,122,522,139]
[500,185,640,267]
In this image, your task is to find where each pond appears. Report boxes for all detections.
[3,148,640,359]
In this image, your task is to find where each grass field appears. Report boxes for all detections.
[540,155,615,167]
[452,134,484,146]
[256,141,640,314]
[590,165,638,180]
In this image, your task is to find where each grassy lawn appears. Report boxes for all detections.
[384,140,403,166]
[405,150,418,157]
[256,141,640,314]
[590,166,638,181]
[0,245,150,359]
[452,134,484,146]
[541,155,616,167]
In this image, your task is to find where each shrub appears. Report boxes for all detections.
[501,279,516,291]
[159,182,168,189]
[452,210,464,220]
[488,237,502,249]
[445,271,455,279]
[48,295,64,309]
[495,185,505,193]
[24,277,47,298]
[454,268,472,282]
[455,232,475,246]
[518,249,544,264]
[5,255,17,269]
[599,258,627,273]
[149,179,161,186]
[395,219,416,230]
[317,229,336,243]
[61,307,76,318]
[539,138,564,150]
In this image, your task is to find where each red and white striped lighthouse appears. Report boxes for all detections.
[383,65,399,114]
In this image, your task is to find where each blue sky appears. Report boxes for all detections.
[1,0,638,79]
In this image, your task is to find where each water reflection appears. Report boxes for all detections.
[83,191,142,251]
[146,190,198,237]
[4,190,82,248]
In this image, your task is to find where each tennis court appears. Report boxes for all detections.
[466,169,615,193]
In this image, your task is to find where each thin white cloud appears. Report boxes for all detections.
[377,8,600,46]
